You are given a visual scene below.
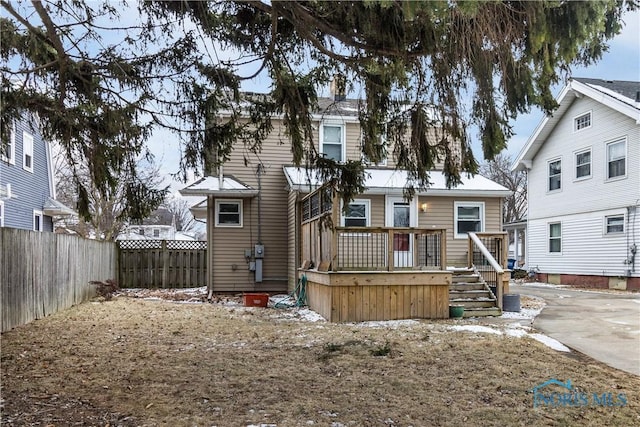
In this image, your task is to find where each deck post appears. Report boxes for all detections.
[387,229,394,272]
[440,228,447,270]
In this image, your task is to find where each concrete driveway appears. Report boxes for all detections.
[510,282,640,376]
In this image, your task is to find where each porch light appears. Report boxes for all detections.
[421,202,428,213]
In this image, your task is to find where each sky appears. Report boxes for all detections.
[146,8,639,191]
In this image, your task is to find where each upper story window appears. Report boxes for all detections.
[606,138,626,180]
[320,123,344,162]
[1,121,15,164]
[33,210,43,232]
[454,201,484,238]
[574,112,592,132]
[575,148,591,180]
[548,159,561,191]
[215,199,242,227]
[549,222,561,253]
[23,131,34,172]
[605,215,624,234]
[153,229,160,238]
[342,199,370,227]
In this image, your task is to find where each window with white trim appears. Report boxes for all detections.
[23,131,34,172]
[549,222,561,253]
[0,200,4,226]
[548,159,561,191]
[575,149,591,179]
[341,199,370,227]
[454,202,484,238]
[153,228,160,238]
[605,215,624,234]
[574,112,591,131]
[607,138,626,179]
[320,123,344,162]
[33,210,43,232]
[1,121,15,164]
[215,199,242,227]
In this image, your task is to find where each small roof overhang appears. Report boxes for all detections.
[179,175,259,198]
[189,199,208,220]
[42,197,76,216]
[283,166,512,198]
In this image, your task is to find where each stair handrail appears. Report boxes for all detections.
[467,232,504,273]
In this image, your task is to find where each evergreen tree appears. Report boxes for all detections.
[1,1,635,217]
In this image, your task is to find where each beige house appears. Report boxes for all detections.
[181,96,511,297]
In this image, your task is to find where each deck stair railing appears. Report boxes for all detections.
[467,232,510,309]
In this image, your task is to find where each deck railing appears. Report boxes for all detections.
[467,232,509,308]
[334,227,447,271]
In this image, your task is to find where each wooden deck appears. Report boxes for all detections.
[303,270,451,322]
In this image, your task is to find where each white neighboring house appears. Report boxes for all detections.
[513,77,640,290]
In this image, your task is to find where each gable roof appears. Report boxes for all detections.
[283,166,511,197]
[512,78,640,172]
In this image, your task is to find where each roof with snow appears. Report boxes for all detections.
[283,166,511,197]
[179,175,259,197]
[512,78,640,171]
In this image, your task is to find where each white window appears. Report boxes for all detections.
[23,131,34,172]
[549,222,561,253]
[454,202,484,238]
[153,228,160,238]
[1,121,15,164]
[574,112,591,132]
[215,199,242,227]
[548,159,561,191]
[33,210,43,232]
[606,138,626,180]
[575,149,591,180]
[341,199,371,227]
[605,215,624,234]
[0,200,4,226]
[320,123,344,162]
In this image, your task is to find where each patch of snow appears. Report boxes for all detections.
[501,306,543,320]
[529,333,571,352]
[450,325,502,335]
[352,319,421,329]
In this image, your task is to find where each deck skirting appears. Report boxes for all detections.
[301,270,451,322]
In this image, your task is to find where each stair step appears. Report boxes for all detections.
[449,299,497,309]
[461,307,502,318]
[449,290,493,299]
[452,274,480,283]
[450,283,486,291]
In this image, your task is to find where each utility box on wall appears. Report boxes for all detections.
[254,244,264,282]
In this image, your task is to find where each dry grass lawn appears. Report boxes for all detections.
[1,290,639,427]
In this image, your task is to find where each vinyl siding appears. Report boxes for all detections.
[527,208,640,277]
[417,196,502,266]
[526,94,640,277]
[210,115,501,289]
[0,116,54,231]
[528,96,640,220]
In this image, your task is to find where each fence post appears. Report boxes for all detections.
[162,240,169,288]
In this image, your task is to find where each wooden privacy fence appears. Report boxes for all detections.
[0,228,117,332]
[118,240,207,288]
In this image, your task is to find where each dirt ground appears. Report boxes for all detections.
[1,288,639,427]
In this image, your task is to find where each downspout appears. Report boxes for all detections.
[257,163,263,245]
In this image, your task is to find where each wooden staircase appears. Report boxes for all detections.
[449,267,502,317]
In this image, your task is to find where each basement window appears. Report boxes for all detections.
[215,200,242,227]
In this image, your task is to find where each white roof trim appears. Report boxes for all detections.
[512,79,640,172]
[283,166,511,197]
[179,176,259,197]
